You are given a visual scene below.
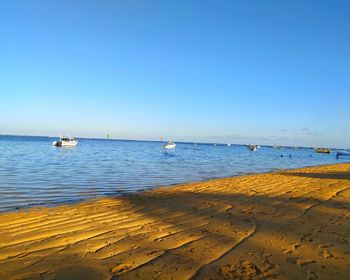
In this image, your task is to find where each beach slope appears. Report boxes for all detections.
[0,163,349,279]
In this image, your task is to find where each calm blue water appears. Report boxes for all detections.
[0,135,348,212]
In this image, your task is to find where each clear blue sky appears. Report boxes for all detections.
[0,0,349,147]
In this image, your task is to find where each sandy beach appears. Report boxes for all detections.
[0,163,349,279]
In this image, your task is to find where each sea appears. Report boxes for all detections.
[0,135,348,212]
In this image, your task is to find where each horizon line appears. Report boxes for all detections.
[0,133,344,150]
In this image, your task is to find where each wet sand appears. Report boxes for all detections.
[0,163,349,279]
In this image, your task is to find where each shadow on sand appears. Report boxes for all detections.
[1,165,350,280]
[279,170,350,180]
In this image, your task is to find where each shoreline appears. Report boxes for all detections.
[0,163,350,279]
[1,162,345,215]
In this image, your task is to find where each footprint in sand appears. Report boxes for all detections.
[306,270,319,280]
[216,260,263,279]
[300,233,313,243]
[236,260,262,278]
[320,250,334,259]
[283,243,301,254]
[286,256,299,264]
[318,244,335,258]
[286,257,316,267]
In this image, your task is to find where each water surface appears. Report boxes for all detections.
[0,135,347,212]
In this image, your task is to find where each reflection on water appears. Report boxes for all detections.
[162,149,176,157]
[0,135,347,212]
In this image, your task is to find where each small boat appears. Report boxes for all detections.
[248,145,257,152]
[227,143,231,147]
[315,147,331,154]
[163,141,176,149]
[53,136,78,147]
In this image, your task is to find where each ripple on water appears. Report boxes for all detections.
[0,136,348,212]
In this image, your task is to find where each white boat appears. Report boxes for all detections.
[163,141,176,149]
[227,143,231,147]
[53,136,78,147]
[248,145,257,152]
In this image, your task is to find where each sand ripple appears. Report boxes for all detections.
[0,163,349,279]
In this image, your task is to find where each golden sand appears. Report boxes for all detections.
[0,163,349,279]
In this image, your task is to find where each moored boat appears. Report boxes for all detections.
[53,136,78,147]
[248,145,257,152]
[163,141,176,149]
[315,147,331,154]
